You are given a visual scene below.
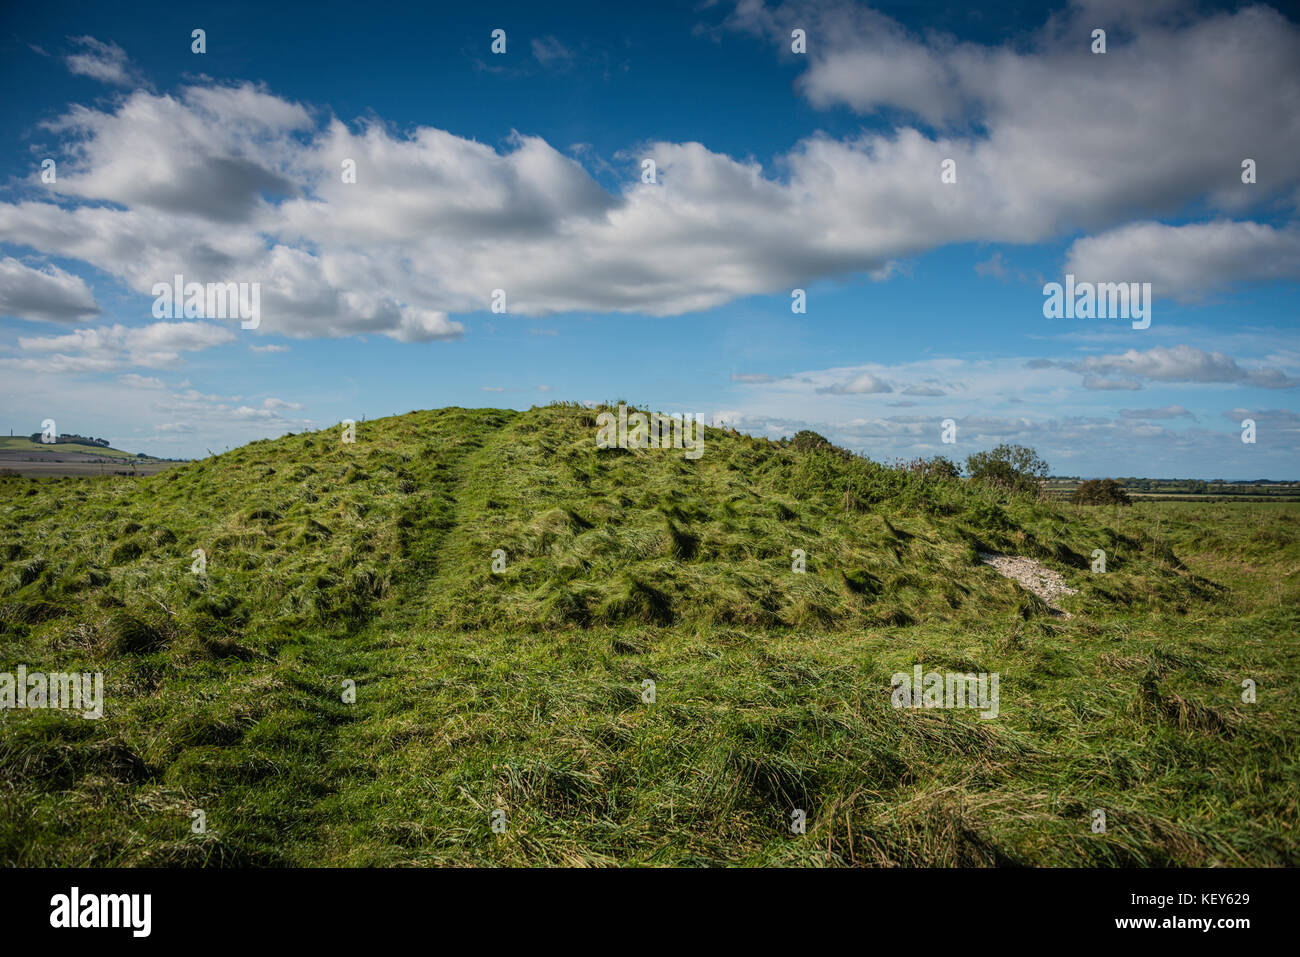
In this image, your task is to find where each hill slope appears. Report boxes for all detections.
[0,436,142,459]
[1,404,1296,866]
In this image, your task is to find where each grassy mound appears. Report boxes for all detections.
[0,404,1295,865]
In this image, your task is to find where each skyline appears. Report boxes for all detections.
[1,0,1298,477]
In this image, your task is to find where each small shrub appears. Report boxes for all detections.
[897,456,962,480]
[966,445,1050,496]
[789,430,833,452]
[1072,478,1132,505]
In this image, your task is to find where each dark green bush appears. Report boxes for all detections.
[1072,478,1132,505]
[966,445,1050,496]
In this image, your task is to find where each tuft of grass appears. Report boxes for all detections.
[102,609,171,655]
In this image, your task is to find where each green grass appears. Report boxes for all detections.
[0,404,1296,866]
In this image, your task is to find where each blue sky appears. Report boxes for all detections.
[1,0,1297,477]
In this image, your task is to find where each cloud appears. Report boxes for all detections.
[531,36,574,68]
[230,405,286,421]
[1223,408,1300,432]
[1065,345,1298,389]
[974,253,1010,280]
[732,372,776,383]
[40,85,307,222]
[0,3,1294,344]
[118,373,166,389]
[732,1,1300,234]
[1066,221,1300,299]
[0,361,312,458]
[0,258,100,323]
[567,142,618,178]
[7,321,235,371]
[250,343,289,353]
[1081,376,1141,391]
[975,251,1041,285]
[262,397,303,411]
[817,371,893,394]
[389,307,464,343]
[143,381,313,437]
[1119,405,1196,419]
[64,36,140,87]
[729,2,1300,236]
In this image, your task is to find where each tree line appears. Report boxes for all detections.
[28,432,112,447]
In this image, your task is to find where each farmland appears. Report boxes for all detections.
[0,436,181,478]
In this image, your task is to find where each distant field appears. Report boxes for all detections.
[1044,478,1300,502]
[1125,494,1297,502]
[0,438,180,477]
[0,457,180,478]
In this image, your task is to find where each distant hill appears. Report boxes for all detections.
[0,436,143,460]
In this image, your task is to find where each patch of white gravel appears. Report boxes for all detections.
[978,552,1078,618]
